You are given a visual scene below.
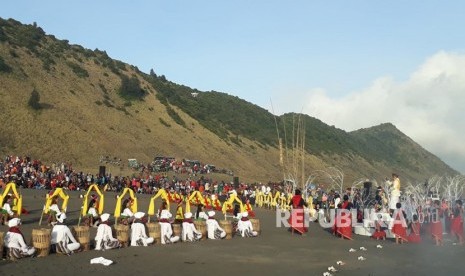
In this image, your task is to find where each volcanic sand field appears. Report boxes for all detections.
[1,189,464,276]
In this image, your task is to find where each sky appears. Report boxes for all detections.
[2,1,465,174]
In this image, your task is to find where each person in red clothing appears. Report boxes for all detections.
[450,200,464,245]
[430,200,443,246]
[407,214,421,243]
[288,189,308,234]
[391,202,408,244]
[372,205,386,240]
[334,195,353,240]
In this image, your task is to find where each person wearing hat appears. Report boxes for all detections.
[48,197,62,226]
[94,213,121,250]
[159,209,180,244]
[4,218,36,259]
[1,194,14,225]
[237,211,258,237]
[130,212,154,246]
[206,211,226,239]
[182,212,202,242]
[51,213,81,254]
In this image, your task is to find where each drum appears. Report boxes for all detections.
[194,220,207,240]
[219,220,233,239]
[146,222,161,245]
[172,223,182,239]
[32,228,51,257]
[114,224,130,247]
[72,226,90,251]
[250,218,261,234]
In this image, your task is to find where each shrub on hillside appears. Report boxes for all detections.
[66,61,89,78]
[0,56,12,73]
[28,89,42,110]
[118,75,146,101]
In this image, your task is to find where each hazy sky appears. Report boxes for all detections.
[2,1,465,173]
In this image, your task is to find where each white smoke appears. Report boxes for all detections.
[301,51,465,173]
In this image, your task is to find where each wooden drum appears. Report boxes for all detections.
[72,226,90,251]
[172,223,182,239]
[194,220,207,240]
[250,218,261,234]
[114,224,130,247]
[32,228,51,257]
[220,220,233,239]
[146,222,161,245]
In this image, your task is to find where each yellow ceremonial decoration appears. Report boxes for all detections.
[81,184,104,216]
[279,193,290,210]
[264,192,273,208]
[222,193,245,214]
[148,188,170,216]
[272,190,281,209]
[185,190,202,213]
[0,182,23,216]
[44,188,69,214]
[255,189,264,207]
[202,195,211,208]
[114,188,138,218]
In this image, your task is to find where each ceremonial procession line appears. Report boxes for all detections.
[0,182,261,261]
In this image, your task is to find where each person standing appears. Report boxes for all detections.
[450,200,464,245]
[430,200,443,246]
[391,203,408,244]
[288,189,308,234]
[389,174,401,213]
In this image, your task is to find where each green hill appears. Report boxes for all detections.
[0,17,458,184]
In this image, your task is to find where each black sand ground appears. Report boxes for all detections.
[0,189,464,276]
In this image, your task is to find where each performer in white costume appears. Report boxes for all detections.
[51,213,81,254]
[4,218,36,259]
[159,209,180,244]
[130,212,154,246]
[237,212,258,237]
[94,213,121,250]
[206,211,226,239]
[182,212,202,242]
[389,174,401,211]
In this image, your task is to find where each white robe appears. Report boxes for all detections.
[206,218,226,239]
[51,224,80,252]
[130,222,154,246]
[87,207,98,218]
[159,222,180,244]
[182,221,202,242]
[237,219,258,237]
[49,203,61,215]
[122,208,134,218]
[4,231,36,256]
[94,223,120,250]
[2,202,14,216]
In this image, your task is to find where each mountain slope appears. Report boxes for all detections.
[0,17,458,184]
